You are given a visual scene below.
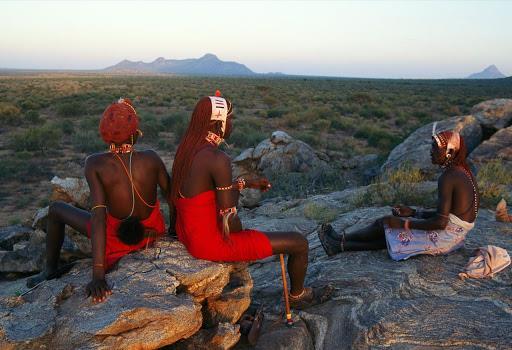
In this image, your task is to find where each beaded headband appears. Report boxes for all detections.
[432,122,460,155]
[208,90,233,136]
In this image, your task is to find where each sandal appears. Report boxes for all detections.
[239,305,264,346]
[289,284,334,310]
[318,224,344,256]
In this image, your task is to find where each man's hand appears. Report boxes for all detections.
[392,205,415,217]
[86,278,112,303]
[383,216,404,229]
[247,177,272,192]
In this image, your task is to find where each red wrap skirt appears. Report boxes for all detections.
[87,201,166,269]
[175,191,272,261]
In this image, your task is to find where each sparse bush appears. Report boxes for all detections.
[267,109,286,118]
[72,130,104,153]
[162,112,188,141]
[351,164,435,208]
[0,102,21,124]
[304,203,338,223]
[139,113,163,140]
[477,160,512,208]
[56,101,83,118]
[354,124,401,150]
[24,110,43,124]
[9,125,62,152]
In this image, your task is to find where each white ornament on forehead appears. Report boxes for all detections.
[209,96,228,134]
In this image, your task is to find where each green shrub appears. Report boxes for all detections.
[351,164,435,208]
[56,101,83,118]
[477,160,512,208]
[304,203,338,223]
[139,113,163,140]
[354,124,401,150]
[229,124,267,149]
[72,130,104,153]
[162,112,189,141]
[9,125,62,152]
[267,109,286,118]
[24,110,43,124]
[0,102,21,124]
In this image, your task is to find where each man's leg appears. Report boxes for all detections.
[263,232,308,296]
[45,201,91,273]
[27,201,90,287]
[319,218,387,255]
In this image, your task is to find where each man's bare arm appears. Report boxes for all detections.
[84,156,111,302]
[211,151,242,233]
[409,173,452,230]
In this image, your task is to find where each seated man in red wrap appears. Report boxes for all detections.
[170,91,331,308]
[27,98,170,303]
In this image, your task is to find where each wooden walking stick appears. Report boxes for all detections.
[279,253,293,327]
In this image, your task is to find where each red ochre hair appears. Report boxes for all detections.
[99,98,139,144]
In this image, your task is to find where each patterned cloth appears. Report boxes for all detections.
[384,214,474,261]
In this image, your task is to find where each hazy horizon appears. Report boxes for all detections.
[1,0,511,79]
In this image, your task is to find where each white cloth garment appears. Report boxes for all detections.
[459,245,511,279]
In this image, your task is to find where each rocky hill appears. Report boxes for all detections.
[467,65,506,79]
[1,99,512,349]
[104,54,255,76]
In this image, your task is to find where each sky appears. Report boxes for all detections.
[0,1,511,79]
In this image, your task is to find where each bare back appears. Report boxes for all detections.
[439,166,479,223]
[85,150,169,220]
[180,146,228,198]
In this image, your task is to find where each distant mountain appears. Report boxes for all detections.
[467,65,506,79]
[104,54,255,76]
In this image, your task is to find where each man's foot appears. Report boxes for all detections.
[26,263,76,288]
[318,224,343,256]
[289,285,334,310]
[26,271,50,288]
[496,198,511,222]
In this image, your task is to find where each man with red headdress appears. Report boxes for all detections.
[27,98,170,303]
[318,124,480,261]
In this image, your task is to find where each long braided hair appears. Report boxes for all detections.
[170,96,232,201]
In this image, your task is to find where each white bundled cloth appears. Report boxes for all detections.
[459,245,511,280]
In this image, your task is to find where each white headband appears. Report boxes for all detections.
[209,96,228,135]
[432,122,461,155]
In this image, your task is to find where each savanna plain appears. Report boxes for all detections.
[1,73,511,227]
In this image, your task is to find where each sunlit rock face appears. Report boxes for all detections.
[0,238,252,350]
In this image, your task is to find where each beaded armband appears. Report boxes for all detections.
[216,185,233,191]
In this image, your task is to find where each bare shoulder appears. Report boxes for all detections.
[85,152,109,169]
[197,147,231,169]
[138,149,162,161]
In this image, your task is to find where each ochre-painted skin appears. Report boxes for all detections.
[179,115,309,296]
[335,141,479,251]
[30,141,171,303]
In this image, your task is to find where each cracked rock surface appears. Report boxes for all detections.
[237,202,512,350]
[0,238,252,350]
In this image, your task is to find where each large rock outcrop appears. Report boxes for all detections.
[381,115,482,178]
[233,131,330,207]
[0,238,252,350]
[469,125,512,171]
[382,99,512,178]
[236,193,512,349]
[471,98,512,131]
